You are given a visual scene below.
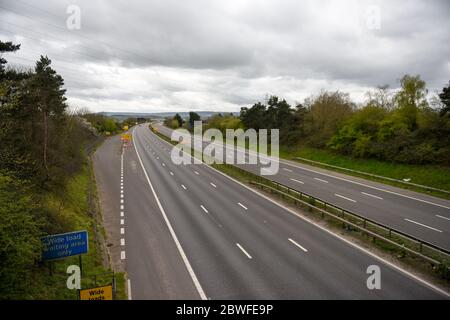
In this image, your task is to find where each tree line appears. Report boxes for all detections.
[240,75,450,165]
[0,41,99,297]
[167,75,449,165]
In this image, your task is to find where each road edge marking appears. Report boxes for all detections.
[133,127,207,300]
[127,279,132,300]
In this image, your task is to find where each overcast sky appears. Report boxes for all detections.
[1,0,449,113]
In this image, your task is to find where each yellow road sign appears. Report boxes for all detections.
[79,284,113,300]
[121,133,131,141]
[123,125,129,131]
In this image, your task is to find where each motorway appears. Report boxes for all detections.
[117,123,448,299]
[153,123,450,252]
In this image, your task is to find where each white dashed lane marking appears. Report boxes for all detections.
[334,193,357,203]
[238,202,248,210]
[288,238,308,252]
[236,243,252,259]
[361,192,383,200]
[290,178,304,184]
[404,218,443,233]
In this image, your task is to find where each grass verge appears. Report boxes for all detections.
[26,155,126,299]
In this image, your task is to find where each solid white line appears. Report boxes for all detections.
[151,123,450,298]
[210,182,217,188]
[121,238,125,246]
[436,215,450,221]
[120,228,125,234]
[361,192,383,200]
[335,193,357,203]
[288,238,308,252]
[120,219,124,225]
[283,168,293,172]
[290,178,304,184]
[127,279,132,300]
[121,251,126,260]
[236,243,252,259]
[133,127,207,300]
[404,219,443,232]
[314,177,328,183]
[281,162,450,210]
[238,202,248,210]
[200,205,208,213]
[181,184,187,190]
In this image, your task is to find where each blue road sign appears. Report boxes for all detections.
[41,230,88,261]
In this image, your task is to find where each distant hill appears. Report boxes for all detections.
[101,111,239,120]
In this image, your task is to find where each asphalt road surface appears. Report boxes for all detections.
[119,123,447,299]
[94,134,200,299]
[153,123,450,252]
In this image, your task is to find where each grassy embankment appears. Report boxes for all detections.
[24,154,126,299]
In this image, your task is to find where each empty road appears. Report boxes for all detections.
[118,124,447,299]
[153,123,450,252]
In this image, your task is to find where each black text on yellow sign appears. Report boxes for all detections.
[79,285,113,300]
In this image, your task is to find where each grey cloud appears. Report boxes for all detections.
[1,0,449,112]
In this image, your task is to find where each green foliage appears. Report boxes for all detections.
[0,173,43,298]
[439,81,450,117]
[174,113,184,127]
[204,113,243,134]
[188,111,201,128]
[328,75,450,164]
[0,40,113,299]
[164,113,185,129]
[239,76,450,166]
[304,91,354,147]
[82,113,119,134]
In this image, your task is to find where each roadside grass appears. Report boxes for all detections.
[26,159,125,299]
